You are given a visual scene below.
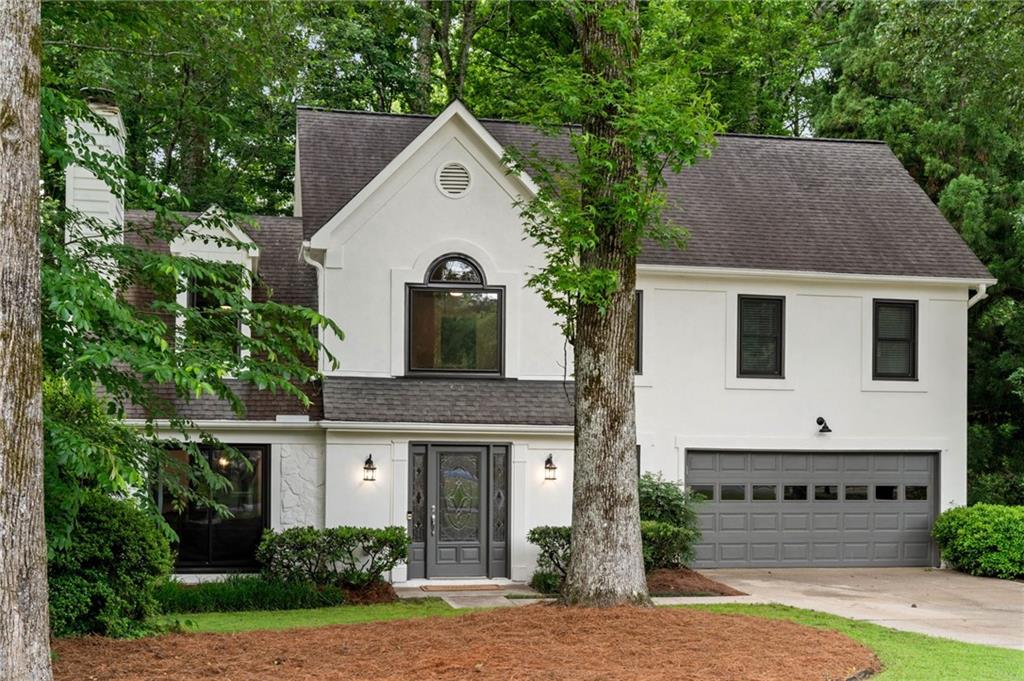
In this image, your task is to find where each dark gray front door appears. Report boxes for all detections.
[686,450,939,568]
[408,443,509,579]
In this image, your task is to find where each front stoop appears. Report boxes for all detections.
[395,581,542,608]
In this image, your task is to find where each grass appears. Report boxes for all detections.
[683,603,1024,681]
[154,597,457,634]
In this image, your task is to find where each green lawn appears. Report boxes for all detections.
[154,597,457,634]
[683,604,1024,681]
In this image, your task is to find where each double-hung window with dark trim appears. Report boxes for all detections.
[157,444,270,571]
[873,299,917,380]
[634,290,643,375]
[407,254,504,376]
[737,295,785,378]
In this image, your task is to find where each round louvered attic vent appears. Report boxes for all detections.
[436,162,471,198]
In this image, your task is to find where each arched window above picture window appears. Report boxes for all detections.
[408,254,503,376]
[426,255,484,284]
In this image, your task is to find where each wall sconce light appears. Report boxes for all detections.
[816,417,832,434]
[544,454,557,481]
[363,454,377,482]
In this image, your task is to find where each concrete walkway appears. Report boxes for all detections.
[397,568,1024,650]
[669,567,1024,650]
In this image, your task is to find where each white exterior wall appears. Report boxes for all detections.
[634,271,969,511]
[65,103,125,233]
[322,428,573,582]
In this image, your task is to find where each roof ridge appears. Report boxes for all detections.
[296,106,884,145]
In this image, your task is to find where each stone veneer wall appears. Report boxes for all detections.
[278,442,325,528]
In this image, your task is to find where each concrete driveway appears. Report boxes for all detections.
[691,567,1024,650]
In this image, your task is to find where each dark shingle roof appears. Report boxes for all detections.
[121,209,321,421]
[296,107,991,281]
[322,377,574,426]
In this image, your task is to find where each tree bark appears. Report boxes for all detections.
[0,0,52,677]
[413,0,434,113]
[562,0,650,607]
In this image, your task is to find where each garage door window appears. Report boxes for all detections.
[721,484,746,501]
[690,484,714,501]
[905,485,928,501]
[845,485,868,501]
[738,295,784,378]
[875,485,899,501]
[782,483,806,499]
[814,485,839,501]
[873,300,917,380]
[752,484,777,501]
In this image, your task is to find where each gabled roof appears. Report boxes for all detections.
[297,105,992,282]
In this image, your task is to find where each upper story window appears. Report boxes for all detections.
[737,295,785,378]
[873,299,917,380]
[407,254,503,375]
[634,290,643,375]
[185,275,242,355]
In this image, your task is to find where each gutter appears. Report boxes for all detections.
[300,240,326,371]
[967,283,989,309]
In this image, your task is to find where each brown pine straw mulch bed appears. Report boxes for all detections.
[646,568,747,597]
[53,605,879,681]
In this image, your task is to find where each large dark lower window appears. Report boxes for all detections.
[738,295,784,377]
[873,300,917,380]
[160,444,269,570]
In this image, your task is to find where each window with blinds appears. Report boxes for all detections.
[738,295,784,377]
[873,300,917,380]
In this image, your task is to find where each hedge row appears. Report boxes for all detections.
[932,504,1024,579]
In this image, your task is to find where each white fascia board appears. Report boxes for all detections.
[124,419,321,432]
[321,421,574,436]
[125,418,574,437]
[637,263,997,288]
[308,100,538,250]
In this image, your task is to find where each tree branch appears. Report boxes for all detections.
[43,40,195,59]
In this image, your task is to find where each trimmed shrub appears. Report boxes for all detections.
[49,493,173,638]
[529,571,563,595]
[526,526,572,579]
[639,473,701,528]
[640,520,698,571]
[155,575,346,614]
[257,526,410,588]
[932,504,1024,579]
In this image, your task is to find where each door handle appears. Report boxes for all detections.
[430,504,436,537]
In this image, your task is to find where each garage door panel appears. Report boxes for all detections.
[783,454,809,471]
[688,450,937,568]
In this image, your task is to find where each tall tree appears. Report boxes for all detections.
[509,0,716,606]
[0,0,53,677]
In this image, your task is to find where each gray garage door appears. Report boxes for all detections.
[686,451,938,568]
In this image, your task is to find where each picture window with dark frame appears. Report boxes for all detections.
[157,444,269,570]
[873,300,917,380]
[408,254,503,375]
[738,295,784,377]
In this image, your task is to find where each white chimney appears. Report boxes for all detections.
[65,91,126,239]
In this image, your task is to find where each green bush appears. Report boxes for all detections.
[49,493,173,638]
[932,504,1024,579]
[640,520,698,571]
[968,471,1024,506]
[529,570,563,595]
[639,473,701,528]
[257,526,410,588]
[526,526,572,578]
[155,575,346,613]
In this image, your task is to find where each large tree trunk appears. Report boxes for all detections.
[0,0,52,678]
[413,0,434,113]
[562,0,649,607]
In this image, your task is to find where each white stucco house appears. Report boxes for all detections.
[69,99,995,581]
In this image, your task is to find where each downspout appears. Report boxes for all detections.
[967,283,989,309]
[300,240,326,372]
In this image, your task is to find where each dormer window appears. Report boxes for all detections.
[407,254,503,376]
[184,274,242,356]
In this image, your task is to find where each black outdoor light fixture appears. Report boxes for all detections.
[816,417,832,434]
[363,454,377,482]
[544,454,558,481]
